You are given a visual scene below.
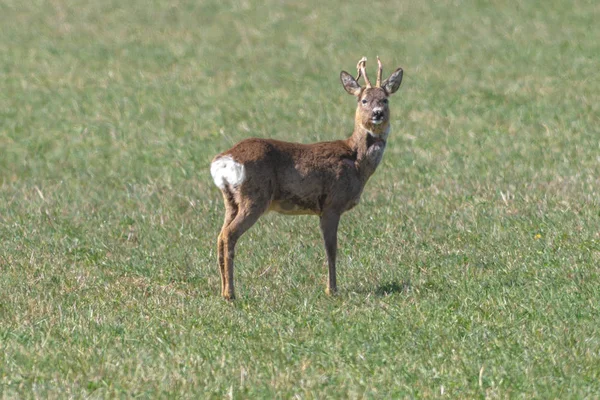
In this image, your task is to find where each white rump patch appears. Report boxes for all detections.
[210,156,246,190]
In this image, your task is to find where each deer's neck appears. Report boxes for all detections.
[346,123,390,183]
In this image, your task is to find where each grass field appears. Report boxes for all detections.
[1,0,599,397]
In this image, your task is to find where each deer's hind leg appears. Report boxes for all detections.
[217,189,238,297]
[219,187,271,300]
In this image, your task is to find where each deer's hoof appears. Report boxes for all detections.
[222,292,236,301]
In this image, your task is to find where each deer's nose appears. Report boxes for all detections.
[373,109,384,119]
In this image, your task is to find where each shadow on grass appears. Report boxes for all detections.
[375,280,411,296]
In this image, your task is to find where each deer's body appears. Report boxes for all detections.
[211,57,403,299]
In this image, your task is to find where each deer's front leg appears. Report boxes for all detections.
[320,210,341,295]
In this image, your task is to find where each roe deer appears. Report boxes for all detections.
[210,57,403,300]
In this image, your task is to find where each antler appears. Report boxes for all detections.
[376,56,383,88]
[355,56,372,88]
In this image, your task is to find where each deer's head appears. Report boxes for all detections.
[340,57,403,136]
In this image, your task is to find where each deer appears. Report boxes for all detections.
[210,56,403,300]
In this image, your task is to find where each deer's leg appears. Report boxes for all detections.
[218,193,238,297]
[320,210,341,295]
[221,199,269,300]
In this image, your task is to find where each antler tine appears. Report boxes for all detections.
[355,56,365,83]
[376,56,383,88]
[355,56,372,88]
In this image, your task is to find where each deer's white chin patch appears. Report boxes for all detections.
[210,156,246,190]
[371,118,383,125]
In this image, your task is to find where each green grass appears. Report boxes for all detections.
[1,0,599,397]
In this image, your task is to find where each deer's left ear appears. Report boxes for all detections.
[382,68,403,95]
[340,71,362,96]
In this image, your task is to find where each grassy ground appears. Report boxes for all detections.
[1,0,599,397]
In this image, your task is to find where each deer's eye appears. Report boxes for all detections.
[361,99,368,105]
[383,99,388,104]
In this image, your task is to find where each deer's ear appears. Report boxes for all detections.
[382,68,403,95]
[340,71,362,96]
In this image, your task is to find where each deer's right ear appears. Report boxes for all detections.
[340,71,362,96]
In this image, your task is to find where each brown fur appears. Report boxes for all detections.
[212,59,403,299]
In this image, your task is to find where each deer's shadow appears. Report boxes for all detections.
[374,280,411,296]
[348,280,411,296]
